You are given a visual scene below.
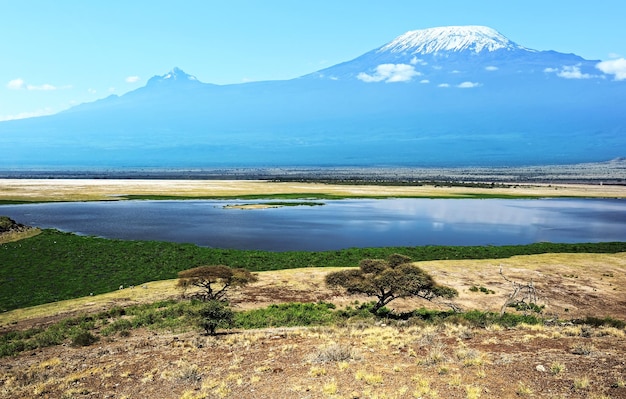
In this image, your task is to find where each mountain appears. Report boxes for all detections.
[1,25,624,168]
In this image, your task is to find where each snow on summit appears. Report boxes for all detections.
[163,67,198,80]
[146,67,200,86]
[380,26,528,54]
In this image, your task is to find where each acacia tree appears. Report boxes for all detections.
[325,254,457,313]
[177,265,257,301]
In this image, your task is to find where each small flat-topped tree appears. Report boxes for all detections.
[325,254,457,313]
[177,265,257,302]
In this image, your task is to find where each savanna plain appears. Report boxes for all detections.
[1,178,626,399]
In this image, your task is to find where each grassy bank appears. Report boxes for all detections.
[1,229,626,311]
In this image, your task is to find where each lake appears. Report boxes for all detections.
[1,198,625,251]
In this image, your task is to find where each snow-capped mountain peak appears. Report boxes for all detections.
[147,67,199,86]
[379,25,529,55]
[162,67,197,81]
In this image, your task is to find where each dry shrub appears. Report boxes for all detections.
[309,343,360,363]
[418,341,447,366]
[571,342,595,355]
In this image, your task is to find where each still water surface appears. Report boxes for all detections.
[1,198,625,251]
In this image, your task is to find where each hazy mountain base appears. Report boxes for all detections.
[2,159,626,184]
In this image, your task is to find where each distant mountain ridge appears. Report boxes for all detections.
[0,25,624,168]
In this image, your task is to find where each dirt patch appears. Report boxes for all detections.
[2,321,626,398]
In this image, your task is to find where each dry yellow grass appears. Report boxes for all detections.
[2,252,624,329]
[0,279,180,327]
[1,178,625,202]
[0,228,40,244]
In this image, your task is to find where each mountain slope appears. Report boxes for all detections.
[0,26,624,168]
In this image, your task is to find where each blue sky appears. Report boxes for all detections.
[2,0,625,121]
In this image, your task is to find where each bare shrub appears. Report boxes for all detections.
[309,343,360,363]
[571,342,595,355]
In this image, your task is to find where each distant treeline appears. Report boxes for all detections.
[1,229,625,312]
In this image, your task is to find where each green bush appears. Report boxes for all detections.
[71,330,98,347]
[234,302,336,329]
[469,286,495,294]
[574,316,625,329]
[335,303,377,320]
[101,318,133,336]
[508,302,544,313]
[198,300,234,335]
[459,310,542,328]
[0,341,25,357]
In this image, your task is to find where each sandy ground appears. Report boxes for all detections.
[1,179,626,202]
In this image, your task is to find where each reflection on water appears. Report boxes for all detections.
[1,198,624,251]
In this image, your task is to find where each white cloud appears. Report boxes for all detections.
[438,83,450,88]
[596,58,626,81]
[88,88,97,94]
[544,65,596,79]
[7,78,71,91]
[26,83,58,91]
[557,65,592,79]
[458,81,481,88]
[420,79,430,84]
[0,107,54,121]
[125,75,140,83]
[7,78,25,90]
[410,56,427,66]
[357,63,421,83]
[485,66,499,71]
[545,65,597,79]
[608,53,621,59]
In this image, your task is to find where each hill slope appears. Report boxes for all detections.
[2,253,626,399]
